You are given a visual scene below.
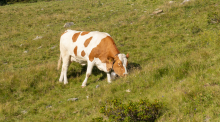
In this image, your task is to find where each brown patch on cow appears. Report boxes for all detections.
[72,32,81,42]
[74,46,78,56]
[89,36,119,62]
[105,57,114,71]
[89,36,120,72]
[81,50,86,57]
[81,31,90,36]
[84,37,93,47]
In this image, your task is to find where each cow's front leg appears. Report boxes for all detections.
[82,61,94,88]
[107,72,112,83]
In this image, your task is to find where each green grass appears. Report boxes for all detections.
[1,0,220,121]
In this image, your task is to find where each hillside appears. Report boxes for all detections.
[0,0,220,121]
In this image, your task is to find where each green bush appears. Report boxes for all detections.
[0,0,53,5]
[0,0,7,5]
[93,99,162,122]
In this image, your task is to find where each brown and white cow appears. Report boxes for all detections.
[57,30,129,87]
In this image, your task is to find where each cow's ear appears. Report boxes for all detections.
[126,53,129,59]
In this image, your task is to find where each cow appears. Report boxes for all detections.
[57,30,129,87]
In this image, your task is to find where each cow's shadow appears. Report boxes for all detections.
[127,62,142,71]
[66,61,141,83]
[67,63,106,82]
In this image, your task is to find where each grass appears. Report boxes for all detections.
[1,0,220,121]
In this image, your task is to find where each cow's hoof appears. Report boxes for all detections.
[64,82,68,85]
[81,85,86,88]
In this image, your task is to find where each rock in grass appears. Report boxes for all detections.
[64,22,74,28]
[96,85,100,88]
[152,10,163,15]
[37,46,42,49]
[181,0,190,4]
[21,110,28,114]
[50,46,56,49]
[126,89,131,92]
[67,98,78,101]
[46,105,52,108]
[24,50,28,53]
[169,1,174,4]
[33,36,43,40]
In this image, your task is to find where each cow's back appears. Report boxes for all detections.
[60,30,110,64]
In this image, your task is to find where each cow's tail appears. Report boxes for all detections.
[57,54,62,70]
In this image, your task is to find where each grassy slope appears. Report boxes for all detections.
[0,0,220,121]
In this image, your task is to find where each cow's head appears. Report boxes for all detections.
[113,53,129,77]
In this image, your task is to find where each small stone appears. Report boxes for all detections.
[99,99,102,103]
[73,111,79,114]
[33,36,43,40]
[24,50,28,53]
[37,46,42,49]
[152,10,163,15]
[180,79,185,83]
[50,46,56,49]
[86,96,89,99]
[96,85,99,88]
[204,116,211,122]
[67,98,78,101]
[181,0,190,4]
[126,89,131,92]
[64,22,74,28]
[21,110,27,114]
[46,105,52,108]
[169,1,174,4]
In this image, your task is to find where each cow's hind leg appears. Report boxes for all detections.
[62,55,70,85]
[59,50,70,84]
[59,60,64,83]
[82,61,94,87]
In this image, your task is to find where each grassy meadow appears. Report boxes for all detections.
[1,0,220,121]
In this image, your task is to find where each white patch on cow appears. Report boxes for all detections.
[118,54,128,75]
[70,56,86,65]
[94,58,108,72]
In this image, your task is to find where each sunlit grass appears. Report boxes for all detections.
[1,0,220,121]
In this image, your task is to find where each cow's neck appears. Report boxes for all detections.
[108,44,120,59]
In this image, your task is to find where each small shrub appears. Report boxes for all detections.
[95,99,162,122]
[92,117,105,122]
[0,0,53,6]
[0,0,7,5]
